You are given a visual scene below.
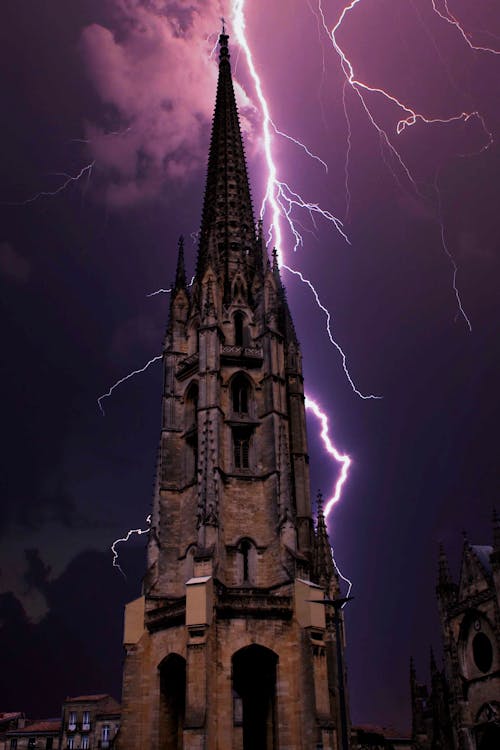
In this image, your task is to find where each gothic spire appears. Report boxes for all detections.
[197,31,257,280]
[174,235,187,291]
[313,491,336,588]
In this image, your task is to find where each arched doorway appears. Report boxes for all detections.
[159,653,186,750]
[232,644,278,750]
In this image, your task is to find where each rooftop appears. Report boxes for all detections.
[8,719,60,735]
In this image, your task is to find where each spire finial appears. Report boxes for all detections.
[219,23,229,61]
[174,235,187,290]
[317,489,324,518]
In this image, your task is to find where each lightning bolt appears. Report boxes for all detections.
[5,161,95,206]
[111,514,151,578]
[332,546,353,602]
[305,397,351,520]
[314,0,494,329]
[146,275,195,298]
[97,354,163,416]
[431,1,500,56]
[231,0,376,405]
[231,0,366,589]
[282,264,380,400]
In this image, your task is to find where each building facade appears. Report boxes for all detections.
[411,519,500,750]
[117,32,349,750]
[61,695,120,750]
[5,719,60,750]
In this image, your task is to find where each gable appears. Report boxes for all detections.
[458,544,493,600]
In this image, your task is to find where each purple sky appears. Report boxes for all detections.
[1,0,500,731]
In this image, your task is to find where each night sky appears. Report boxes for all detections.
[1,0,500,731]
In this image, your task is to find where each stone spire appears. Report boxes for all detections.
[174,235,187,291]
[271,248,299,347]
[197,31,257,281]
[313,491,336,589]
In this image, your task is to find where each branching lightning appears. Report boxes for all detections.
[271,120,329,173]
[5,161,95,206]
[282,263,380,400]
[314,0,496,329]
[232,0,349,263]
[232,0,380,408]
[431,1,500,56]
[111,514,151,578]
[97,355,163,416]
[232,3,362,562]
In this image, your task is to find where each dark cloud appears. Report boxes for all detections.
[15,486,113,535]
[78,0,257,207]
[0,242,31,282]
[24,549,52,594]
[0,546,144,715]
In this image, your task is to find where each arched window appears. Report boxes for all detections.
[232,375,249,415]
[234,311,245,346]
[185,382,199,431]
[240,540,251,582]
[233,429,250,469]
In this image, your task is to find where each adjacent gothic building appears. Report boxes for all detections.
[411,519,500,750]
[117,32,349,750]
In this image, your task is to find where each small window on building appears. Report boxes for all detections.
[82,710,90,727]
[27,739,35,750]
[68,738,74,750]
[233,429,250,469]
[10,740,17,750]
[46,738,53,750]
[68,711,77,729]
[232,375,249,415]
[81,736,89,749]
[102,725,111,741]
[241,540,251,582]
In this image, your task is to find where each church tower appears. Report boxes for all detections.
[118,31,348,750]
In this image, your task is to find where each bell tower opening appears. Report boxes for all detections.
[234,310,246,346]
[232,645,278,750]
[159,653,186,750]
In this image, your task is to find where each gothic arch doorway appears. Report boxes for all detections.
[158,653,186,750]
[232,644,278,750]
